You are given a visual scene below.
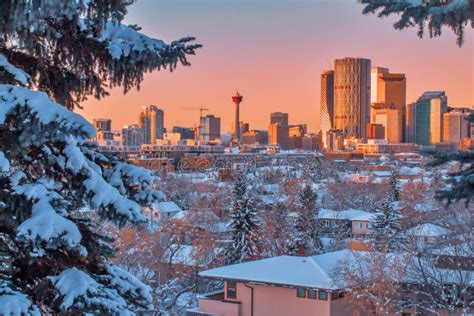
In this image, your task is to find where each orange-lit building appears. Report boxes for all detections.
[367,123,385,140]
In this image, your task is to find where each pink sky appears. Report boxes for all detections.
[78,0,473,133]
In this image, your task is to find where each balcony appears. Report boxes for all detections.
[187,291,241,316]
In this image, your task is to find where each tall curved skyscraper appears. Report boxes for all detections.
[334,58,371,141]
[320,70,334,149]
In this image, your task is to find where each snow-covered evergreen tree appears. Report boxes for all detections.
[295,184,323,255]
[0,0,200,109]
[359,0,472,46]
[303,157,322,183]
[429,148,474,206]
[389,171,401,202]
[225,172,260,264]
[369,198,405,252]
[0,1,200,314]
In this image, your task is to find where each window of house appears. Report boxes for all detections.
[308,289,317,299]
[318,290,328,300]
[331,291,345,300]
[226,281,237,299]
[322,220,329,227]
[296,287,306,298]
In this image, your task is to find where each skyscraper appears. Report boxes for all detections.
[320,70,334,149]
[268,123,289,150]
[370,67,389,104]
[443,110,470,144]
[405,102,417,143]
[138,105,164,144]
[334,57,371,140]
[270,112,289,126]
[200,115,221,142]
[371,105,403,143]
[415,91,448,146]
[371,67,407,141]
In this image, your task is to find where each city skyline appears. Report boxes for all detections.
[78,0,473,133]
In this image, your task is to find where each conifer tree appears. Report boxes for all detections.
[303,157,322,183]
[0,1,200,314]
[295,184,323,255]
[369,198,405,252]
[389,171,401,202]
[429,146,474,206]
[226,172,260,264]
[359,0,472,47]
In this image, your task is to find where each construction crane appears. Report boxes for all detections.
[181,106,210,141]
[181,106,209,118]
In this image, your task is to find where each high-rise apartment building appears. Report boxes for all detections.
[443,110,470,144]
[320,70,334,149]
[334,57,371,140]
[138,105,164,144]
[93,118,112,132]
[270,112,289,126]
[122,124,145,147]
[371,105,402,143]
[268,123,290,150]
[415,91,448,146]
[405,102,417,143]
[200,115,221,142]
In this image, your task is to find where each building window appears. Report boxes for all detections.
[296,287,306,298]
[226,281,237,299]
[318,290,328,300]
[322,220,329,227]
[308,289,317,299]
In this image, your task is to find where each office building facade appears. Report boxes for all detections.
[320,70,334,149]
[415,92,448,146]
[334,58,371,140]
[270,112,289,126]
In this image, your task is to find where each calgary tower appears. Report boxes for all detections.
[232,91,243,145]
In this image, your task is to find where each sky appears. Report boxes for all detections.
[78,0,474,133]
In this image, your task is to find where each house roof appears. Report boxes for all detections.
[199,250,353,290]
[153,201,182,213]
[406,223,449,237]
[318,209,376,221]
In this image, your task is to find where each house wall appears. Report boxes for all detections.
[199,297,241,316]
[224,282,332,316]
[352,220,369,236]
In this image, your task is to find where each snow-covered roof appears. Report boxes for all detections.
[406,223,449,237]
[318,209,375,221]
[200,250,353,290]
[399,166,424,176]
[153,201,182,213]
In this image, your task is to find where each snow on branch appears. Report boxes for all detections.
[49,268,130,313]
[0,54,30,85]
[15,180,84,253]
[97,21,201,70]
[0,287,39,316]
[0,85,95,138]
